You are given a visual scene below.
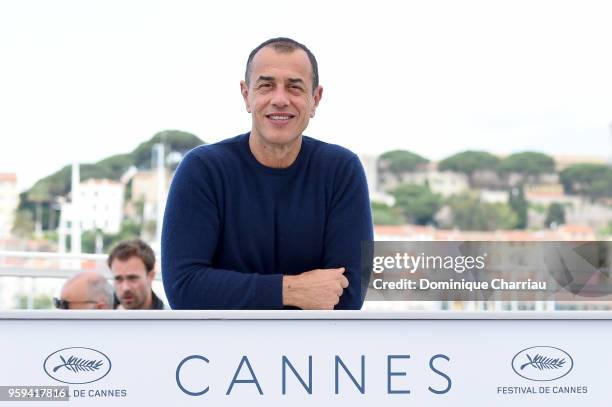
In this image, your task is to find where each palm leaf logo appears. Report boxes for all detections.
[520,354,566,371]
[53,355,104,373]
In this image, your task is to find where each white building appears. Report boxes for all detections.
[358,154,378,194]
[79,179,124,233]
[480,189,509,204]
[0,173,19,238]
[379,170,469,197]
[358,154,396,205]
[59,179,124,234]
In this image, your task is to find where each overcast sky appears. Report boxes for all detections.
[1,0,611,191]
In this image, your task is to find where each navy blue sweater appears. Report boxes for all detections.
[161,133,373,310]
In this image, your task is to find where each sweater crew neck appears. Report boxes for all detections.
[239,132,310,175]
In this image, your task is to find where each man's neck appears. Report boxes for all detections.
[143,291,153,310]
[249,132,302,169]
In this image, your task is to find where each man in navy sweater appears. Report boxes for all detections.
[161,37,373,310]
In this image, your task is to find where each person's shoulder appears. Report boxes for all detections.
[180,133,247,170]
[304,135,359,165]
[188,133,246,159]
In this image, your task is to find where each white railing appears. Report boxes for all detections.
[0,250,166,279]
[0,251,608,312]
[0,250,109,278]
[0,251,163,310]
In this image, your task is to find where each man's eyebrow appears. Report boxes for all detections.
[288,78,305,85]
[256,76,275,82]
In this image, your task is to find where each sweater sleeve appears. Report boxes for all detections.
[323,155,374,310]
[161,151,283,310]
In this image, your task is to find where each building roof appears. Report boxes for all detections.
[0,173,17,182]
[374,224,596,241]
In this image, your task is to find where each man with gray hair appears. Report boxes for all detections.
[54,271,114,310]
[162,37,373,310]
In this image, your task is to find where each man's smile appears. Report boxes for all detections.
[266,112,295,124]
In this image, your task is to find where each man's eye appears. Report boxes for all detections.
[259,83,272,89]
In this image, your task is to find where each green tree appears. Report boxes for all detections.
[371,202,404,225]
[545,203,566,228]
[378,150,429,175]
[508,185,528,229]
[18,130,205,223]
[391,184,442,225]
[598,221,612,237]
[132,130,203,169]
[559,163,612,199]
[584,174,612,200]
[448,193,518,231]
[497,152,555,175]
[16,294,53,309]
[103,219,143,251]
[81,229,105,254]
[438,151,499,184]
[81,230,97,254]
[124,179,133,201]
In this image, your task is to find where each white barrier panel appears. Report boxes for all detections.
[0,311,610,406]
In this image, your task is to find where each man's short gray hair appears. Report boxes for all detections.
[64,271,114,309]
[88,275,114,308]
[245,37,319,93]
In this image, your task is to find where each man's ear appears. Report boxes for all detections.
[240,80,251,113]
[311,85,323,118]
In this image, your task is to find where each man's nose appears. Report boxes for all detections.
[117,280,130,292]
[270,86,289,108]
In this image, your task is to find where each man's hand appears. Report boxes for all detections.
[282,268,349,310]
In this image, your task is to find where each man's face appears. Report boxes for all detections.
[59,281,99,310]
[241,47,322,146]
[110,256,154,309]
